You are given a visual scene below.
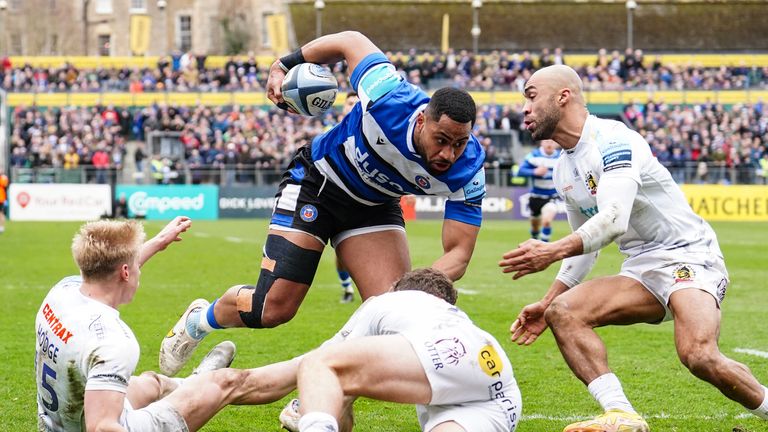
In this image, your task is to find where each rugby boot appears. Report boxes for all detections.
[160,298,209,376]
[191,340,236,375]
[279,398,300,432]
[563,409,650,432]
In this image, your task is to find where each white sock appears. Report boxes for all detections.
[749,385,768,420]
[298,411,338,432]
[197,303,217,334]
[587,373,637,414]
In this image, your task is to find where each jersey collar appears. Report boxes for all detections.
[407,103,428,156]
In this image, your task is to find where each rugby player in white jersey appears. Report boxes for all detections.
[160,31,486,377]
[498,65,768,431]
[294,269,521,432]
[35,217,248,432]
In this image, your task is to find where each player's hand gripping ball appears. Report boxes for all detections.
[280,63,338,116]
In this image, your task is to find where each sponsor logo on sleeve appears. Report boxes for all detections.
[601,140,633,172]
[360,65,400,102]
[463,170,486,201]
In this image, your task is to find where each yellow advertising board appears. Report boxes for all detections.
[680,184,768,221]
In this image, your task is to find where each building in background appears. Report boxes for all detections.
[0,0,290,56]
[2,0,768,56]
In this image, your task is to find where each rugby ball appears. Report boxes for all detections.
[281,63,338,117]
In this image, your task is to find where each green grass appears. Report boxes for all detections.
[2,219,767,431]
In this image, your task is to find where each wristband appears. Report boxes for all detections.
[279,49,306,73]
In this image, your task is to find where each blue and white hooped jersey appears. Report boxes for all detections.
[518,147,561,198]
[310,53,486,226]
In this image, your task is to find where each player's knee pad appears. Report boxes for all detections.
[237,234,322,328]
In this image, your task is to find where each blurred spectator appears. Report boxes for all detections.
[3,50,767,93]
[7,95,766,186]
[113,192,128,218]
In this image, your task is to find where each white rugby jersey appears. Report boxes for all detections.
[555,115,723,264]
[329,290,473,341]
[35,276,139,432]
[326,290,517,409]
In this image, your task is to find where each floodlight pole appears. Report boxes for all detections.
[626,0,637,50]
[471,0,482,55]
[0,0,8,56]
[314,0,325,39]
[83,0,91,55]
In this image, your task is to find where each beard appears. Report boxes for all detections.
[426,160,452,175]
[531,101,561,141]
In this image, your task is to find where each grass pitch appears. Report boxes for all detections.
[2,219,767,431]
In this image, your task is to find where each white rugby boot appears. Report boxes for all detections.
[191,340,236,375]
[160,298,210,376]
[279,398,301,432]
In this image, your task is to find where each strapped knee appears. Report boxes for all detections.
[237,234,322,328]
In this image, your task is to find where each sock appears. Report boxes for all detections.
[587,373,637,414]
[298,411,338,432]
[187,300,221,340]
[338,270,353,293]
[749,385,768,419]
[541,226,552,242]
[199,299,224,333]
[530,229,539,240]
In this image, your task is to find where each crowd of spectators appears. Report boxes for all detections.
[8,97,767,185]
[2,47,768,93]
[624,99,768,184]
[7,103,328,184]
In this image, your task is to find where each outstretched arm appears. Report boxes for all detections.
[138,216,192,267]
[499,176,637,279]
[432,218,479,281]
[267,31,383,107]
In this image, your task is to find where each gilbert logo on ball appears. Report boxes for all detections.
[281,63,338,117]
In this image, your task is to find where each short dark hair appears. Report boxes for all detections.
[425,87,477,127]
[393,268,457,305]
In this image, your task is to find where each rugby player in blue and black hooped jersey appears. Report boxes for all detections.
[159,31,487,376]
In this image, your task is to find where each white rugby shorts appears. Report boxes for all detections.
[121,399,189,432]
[620,250,729,322]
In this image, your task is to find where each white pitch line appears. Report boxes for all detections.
[734,348,768,359]
[225,236,244,243]
[194,232,210,238]
[522,412,751,421]
[457,288,478,295]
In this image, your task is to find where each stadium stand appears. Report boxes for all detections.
[2,50,767,186]
[2,50,768,92]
